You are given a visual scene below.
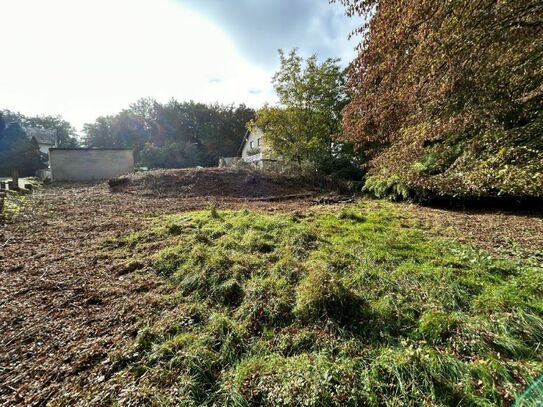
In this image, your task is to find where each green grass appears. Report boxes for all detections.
[100,202,542,406]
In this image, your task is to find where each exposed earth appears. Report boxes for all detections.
[1,168,541,405]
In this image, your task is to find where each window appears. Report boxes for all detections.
[250,141,254,149]
[257,138,261,146]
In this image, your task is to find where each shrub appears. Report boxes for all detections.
[363,174,410,201]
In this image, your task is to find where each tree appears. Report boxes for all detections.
[1,110,78,147]
[251,49,359,174]
[84,98,255,168]
[0,122,46,176]
[0,113,5,137]
[337,0,543,199]
[24,115,79,147]
[0,109,79,147]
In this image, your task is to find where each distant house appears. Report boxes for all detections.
[239,128,282,168]
[24,127,57,157]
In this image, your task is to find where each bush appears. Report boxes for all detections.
[363,174,410,201]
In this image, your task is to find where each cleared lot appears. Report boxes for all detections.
[1,169,541,405]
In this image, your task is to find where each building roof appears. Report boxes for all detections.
[238,129,250,156]
[24,127,57,146]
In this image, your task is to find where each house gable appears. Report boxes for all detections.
[24,127,57,147]
[24,127,57,157]
[241,128,265,161]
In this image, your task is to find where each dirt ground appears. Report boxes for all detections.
[1,170,541,406]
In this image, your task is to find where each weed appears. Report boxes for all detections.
[99,204,543,405]
[294,267,368,327]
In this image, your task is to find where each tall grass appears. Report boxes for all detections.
[97,202,543,405]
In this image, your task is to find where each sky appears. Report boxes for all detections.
[0,0,360,131]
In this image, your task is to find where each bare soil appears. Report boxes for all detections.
[1,169,541,406]
[111,168,329,198]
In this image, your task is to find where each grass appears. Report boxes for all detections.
[1,177,41,219]
[2,190,30,218]
[98,202,542,406]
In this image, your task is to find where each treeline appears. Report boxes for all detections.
[83,99,254,168]
[339,0,543,200]
[0,119,44,176]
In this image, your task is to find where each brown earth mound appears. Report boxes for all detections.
[110,168,329,199]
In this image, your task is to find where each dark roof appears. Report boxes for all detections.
[24,127,57,146]
[237,129,250,156]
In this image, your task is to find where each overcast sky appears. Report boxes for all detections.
[0,0,359,130]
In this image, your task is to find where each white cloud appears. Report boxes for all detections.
[0,0,274,130]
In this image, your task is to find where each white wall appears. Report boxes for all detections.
[50,149,134,181]
[241,128,265,161]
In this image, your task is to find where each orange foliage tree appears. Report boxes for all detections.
[338,0,543,199]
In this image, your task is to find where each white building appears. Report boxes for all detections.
[239,128,282,168]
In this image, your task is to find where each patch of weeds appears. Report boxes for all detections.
[294,268,368,328]
[1,191,29,219]
[415,309,461,343]
[208,201,220,219]
[236,276,295,333]
[97,204,543,406]
[219,353,365,406]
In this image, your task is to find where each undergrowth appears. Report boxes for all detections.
[1,191,30,219]
[94,203,542,406]
[1,178,41,219]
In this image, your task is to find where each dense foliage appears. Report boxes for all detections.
[90,204,542,405]
[0,118,46,176]
[84,99,254,168]
[0,109,79,148]
[252,50,363,178]
[338,0,543,199]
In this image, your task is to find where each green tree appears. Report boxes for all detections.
[84,98,254,168]
[251,49,357,174]
[0,110,79,147]
[0,121,46,176]
[24,115,79,147]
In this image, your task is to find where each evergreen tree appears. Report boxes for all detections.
[0,122,46,176]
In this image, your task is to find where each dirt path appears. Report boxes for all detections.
[1,181,541,405]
